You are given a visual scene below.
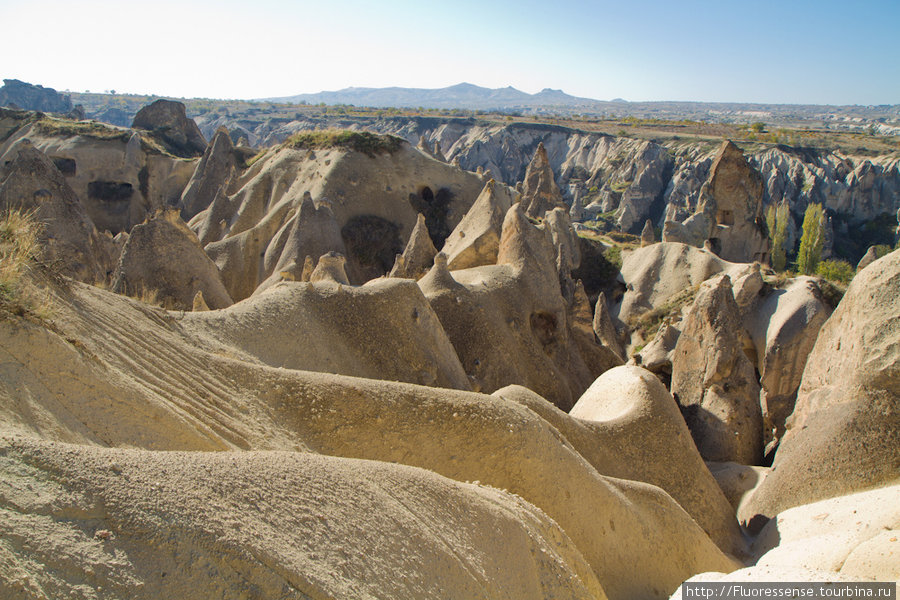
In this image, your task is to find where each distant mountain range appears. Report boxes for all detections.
[264,82,601,110]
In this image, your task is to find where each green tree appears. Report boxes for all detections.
[766,202,790,271]
[797,203,825,275]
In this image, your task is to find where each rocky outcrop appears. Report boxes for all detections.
[308,251,350,285]
[180,126,238,220]
[1,280,738,600]
[0,79,72,113]
[743,276,831,452]
[253,194,346,295]
[856,245,878,270]
[641,219,655,246]
[132,99,207,158]
[420,205,617,408]
[592,291,624,362]
[112,208,233,310]
[740,249,900,520]
[520,142,566,218]
[493,375,744,559]
[670,275,763,465]
[612,241,752,326]
[663,141,770,263]
[191,141,489,300]
[440,180,514,270]
[388,212,437,279]
[0,142,111,283]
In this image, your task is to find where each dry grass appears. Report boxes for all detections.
[283,130,404,157]
[0,209,53,319]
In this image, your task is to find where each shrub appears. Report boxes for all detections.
[816,259,855,284]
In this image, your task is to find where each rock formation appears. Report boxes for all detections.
[180,126,238,220]
[0,142,111,283]
[440,179,514,270]
[663,141,770,263]
[0,78,72,113]
[670,275,763,465]
[388,212,437,279]
[641,219,655,246]
[743,276,831,452]
[520,142,566,218]
[856,245,878,270]
[111,208,233,310]
[420,204,618,408]
[132,99,208,157]
[740,249,900,520]
[592,291,624,361]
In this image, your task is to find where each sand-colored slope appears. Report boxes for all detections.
[0,279,737,599]
[181,277,470,390]
[0,436,604,600]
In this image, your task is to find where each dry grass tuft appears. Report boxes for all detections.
[0,209,53,319]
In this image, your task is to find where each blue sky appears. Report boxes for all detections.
[2,0,898,104]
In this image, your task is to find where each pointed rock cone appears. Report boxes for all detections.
[521,142,565,218]
[388,213,437,279]
[641,219,656,247]
[441,180,513,270]
[592,292,624,362]
[180,126,236,220]
[310,251,350,285]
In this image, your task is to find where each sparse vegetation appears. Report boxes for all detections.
[0,209,52,319]
[628,285,699,340]
[283,130,404,157]
[35,117,132,142]
[610,181,632,193]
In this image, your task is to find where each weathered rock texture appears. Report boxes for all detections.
[111,208,233,310]
[0,79,72,113]
[388,212,437,279]
[663,141,770,263]
[131,99,207,158]
[670,275,763,465]
[0,113,196,233]
[441,179,514,270]
[743,276,831,451]
[191,141,492,299]
[741,250,900,520]
[420,205,619,409]
[179,126,238,220]
[521,142,566,218]
[0,142,111,282]
[0,279,738,600]
[560,366,746,556]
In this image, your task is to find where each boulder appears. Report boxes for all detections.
[740,250,900,520]
[111,208,233,310]
[180,126,237,220]
[670,275,763,465]
[441,180,513,270]
[308,251,350,285]
[132,99,207,158]
[388,213,437,279]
